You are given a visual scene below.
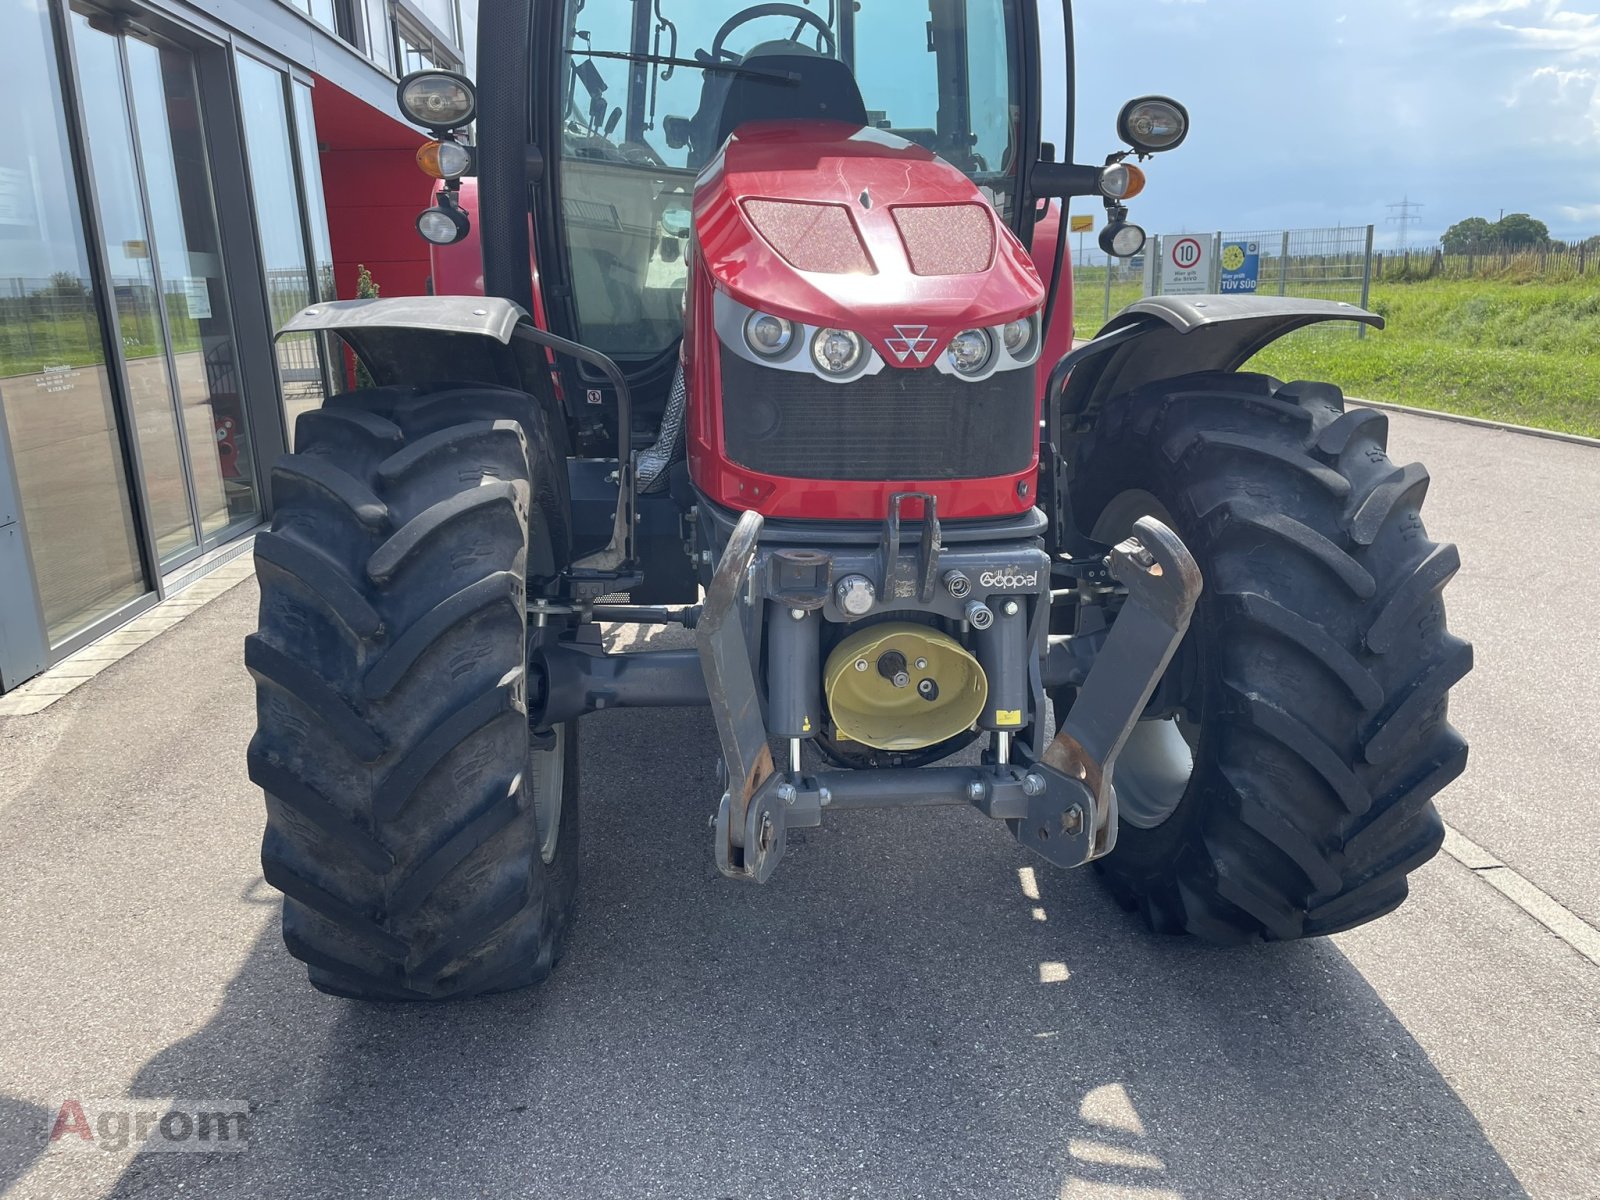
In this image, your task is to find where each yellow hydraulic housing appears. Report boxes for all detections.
[823,622,988,751]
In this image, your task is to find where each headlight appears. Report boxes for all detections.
[1099,222,1147,259]
[812,328,864,375]
[1116,96,1190,155]
[397,70,477,132]
[417,204,471,245]
[947,329,993,375]
[744,312,794,357]
[1001,316,1036,356]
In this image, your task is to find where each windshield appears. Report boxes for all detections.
[556,0,1023,360]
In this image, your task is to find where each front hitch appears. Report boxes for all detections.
[1025,516,1203,866]
[697,510,779,880]
[696,510,1201,881]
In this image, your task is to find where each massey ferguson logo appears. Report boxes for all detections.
[884,325,937,363]
[980,568,1039,590]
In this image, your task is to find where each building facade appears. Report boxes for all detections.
[0,0,466,692]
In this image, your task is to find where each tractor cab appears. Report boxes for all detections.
[546,0,1032,377]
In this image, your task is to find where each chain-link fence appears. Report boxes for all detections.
[1071,225,1376,340]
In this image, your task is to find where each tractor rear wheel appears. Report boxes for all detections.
[246,384,579,1000]
[1066,371,1470,942]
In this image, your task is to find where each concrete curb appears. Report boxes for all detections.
[1350,398,1600,450]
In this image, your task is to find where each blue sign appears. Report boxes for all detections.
[1219,241,1261,293]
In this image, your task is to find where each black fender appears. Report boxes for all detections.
[1038,295,1381,556]
[1050,294,1382,422]
[276,295,627,409]
[277,293,631,467]
[277,296,640,573]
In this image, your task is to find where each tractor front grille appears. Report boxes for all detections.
[719,349,1035,481]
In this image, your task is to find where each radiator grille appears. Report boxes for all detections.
[720,350,1035,481]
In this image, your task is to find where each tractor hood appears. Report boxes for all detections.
[694,121,1044,367]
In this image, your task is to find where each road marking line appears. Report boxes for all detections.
[1441,824,1600,969]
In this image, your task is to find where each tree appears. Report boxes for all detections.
[353,264,379,390]
[1491,213,1549,248]
[1441,217,1494,253]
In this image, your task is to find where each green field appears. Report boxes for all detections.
[1074,270,1600,438]
[1250,279,1600,437]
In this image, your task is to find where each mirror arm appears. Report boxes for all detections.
[1029,161,1106,200]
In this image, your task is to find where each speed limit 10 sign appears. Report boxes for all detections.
[1161,235,1210,296]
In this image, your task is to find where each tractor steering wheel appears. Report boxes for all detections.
[710,3,836,60]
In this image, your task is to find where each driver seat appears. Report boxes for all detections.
[714,52,868,147]
[686,50,868,167]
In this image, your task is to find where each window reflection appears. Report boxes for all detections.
[126,37,262,541]
[237,55,327,445]
[0,1,147,643]
[74,12,199,567]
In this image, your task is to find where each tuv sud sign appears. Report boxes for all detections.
[1156,235,1263,296]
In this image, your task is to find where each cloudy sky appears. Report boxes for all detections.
[1047,0,1600,247]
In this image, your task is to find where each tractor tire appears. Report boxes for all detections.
[246,384,579,1000]
[1066,371,1470,943]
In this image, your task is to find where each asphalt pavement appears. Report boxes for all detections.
[0,407,1596,1200]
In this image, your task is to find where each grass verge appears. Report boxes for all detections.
[1254,279,1600,437]
[1072,274,1600,437]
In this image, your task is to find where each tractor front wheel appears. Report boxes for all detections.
[1066,371,1470,942]
[246,384,579,1000]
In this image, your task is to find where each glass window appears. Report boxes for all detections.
[409,0,459,45]
[286,0,338,34]
[293,83,336,309]
[126,36,262,542]
[555,0,1022,359]
[73,12,199,567]
[237,55,327,443]
[363,0,394,73]
[0,0,147,643]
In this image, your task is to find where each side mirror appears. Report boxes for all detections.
[1116,96,1190,156]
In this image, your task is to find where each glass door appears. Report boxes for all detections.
[0,0,150,646]
[69,11,262,567]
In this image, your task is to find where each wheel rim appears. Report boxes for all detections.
[1115,712,1197,829]
[531,724,566,864]
[1091,490,1197,831]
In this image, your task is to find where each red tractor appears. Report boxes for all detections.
[250,0,1470,1000]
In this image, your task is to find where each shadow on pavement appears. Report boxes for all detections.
[98,628,1526,1200]
[0,1094,52,1194]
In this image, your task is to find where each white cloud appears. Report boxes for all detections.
[1504,66,1600,141]
[1448,0,1536,19]
[1457,1,1600,54]
[1443,1,1600,141]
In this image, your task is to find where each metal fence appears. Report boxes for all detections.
[1373,240,1597,282]
[1071,225,1376,339]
